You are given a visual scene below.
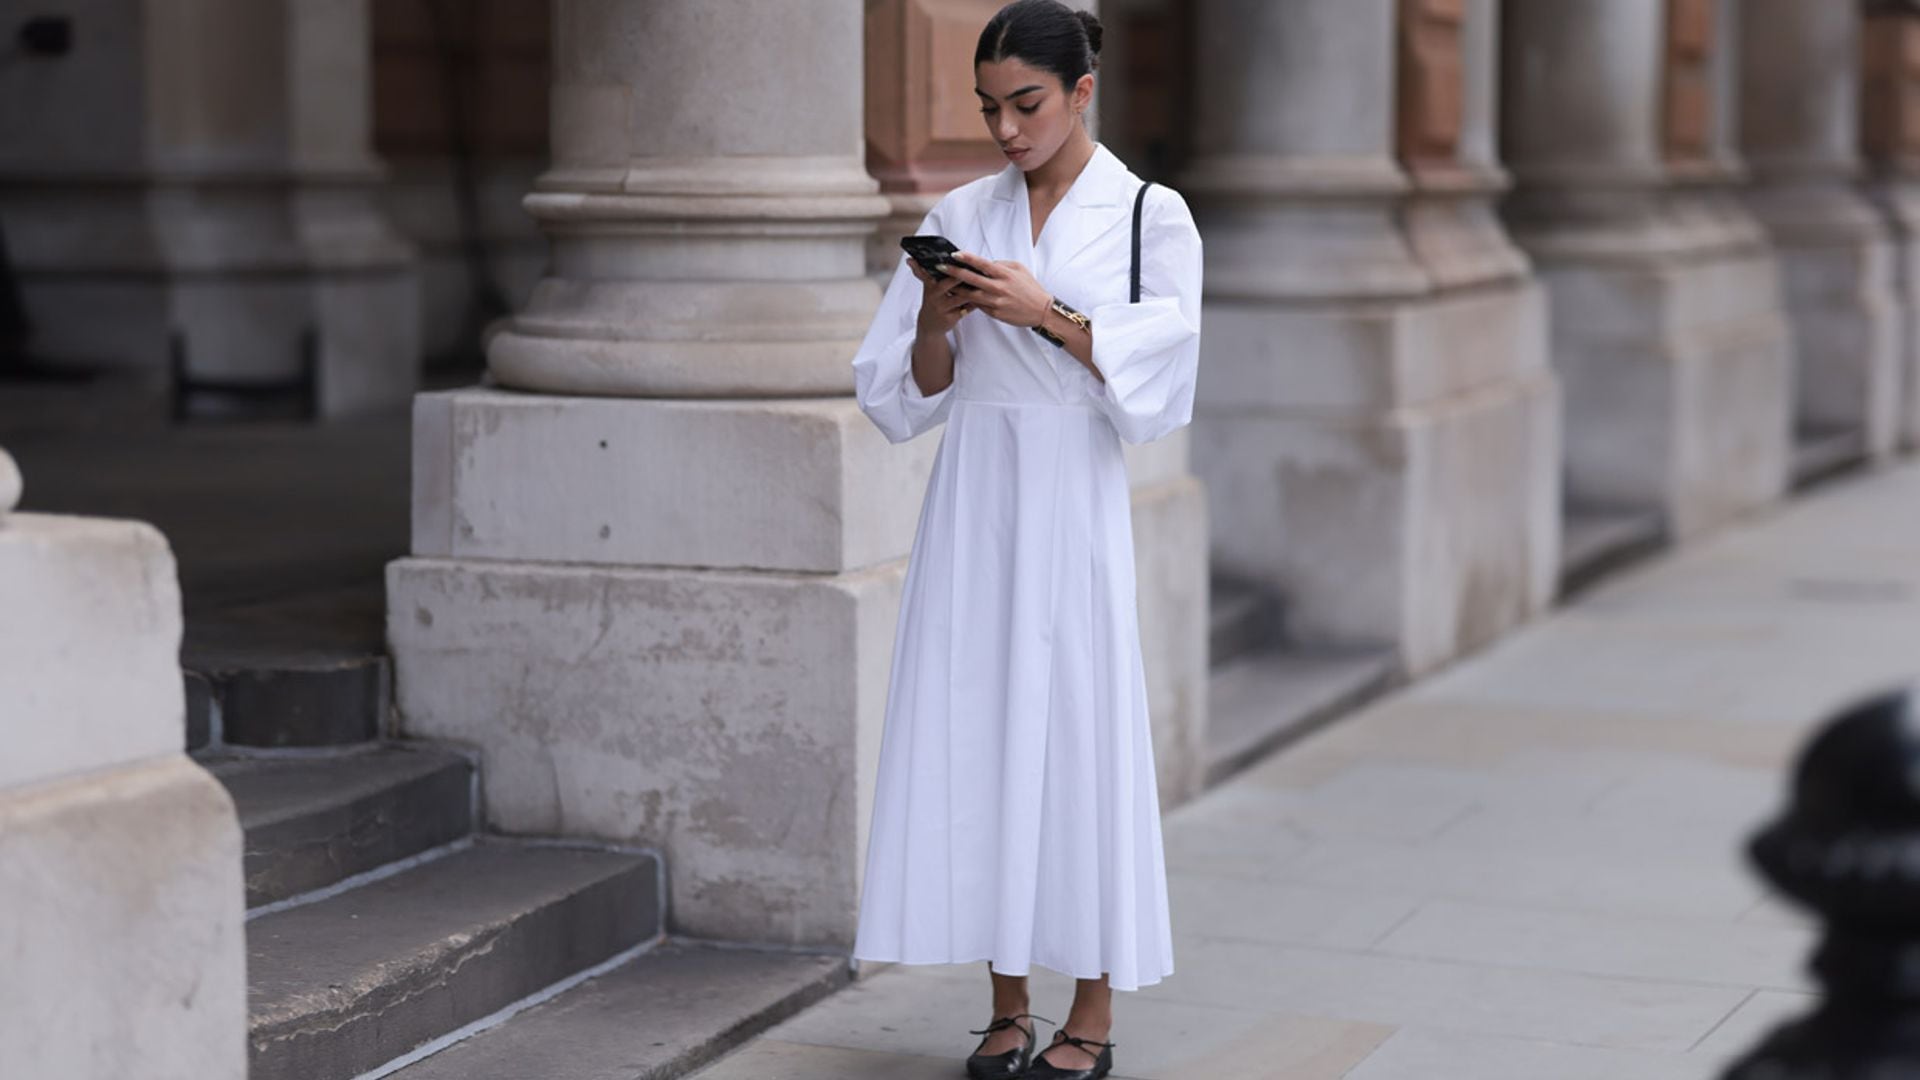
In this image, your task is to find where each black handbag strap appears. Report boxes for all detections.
[1130,181,1153,303]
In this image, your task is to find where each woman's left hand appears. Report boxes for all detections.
[939,253,1051,332]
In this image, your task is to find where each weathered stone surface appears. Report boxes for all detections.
[0,755,248,1080]
[390,941,847,1080]
[408,388,939,575]
[388,557,891,947]
[1532,252,1794,537]
[247,839,660,1080]
[206,744,473,906]
[0,512,183,791]
[1195,286,1561,674]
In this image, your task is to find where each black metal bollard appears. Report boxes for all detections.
[1721,686,1920,1078]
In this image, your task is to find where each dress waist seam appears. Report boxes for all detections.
[953,396,1098,411]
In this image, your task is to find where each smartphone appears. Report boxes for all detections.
[900,235,982,284]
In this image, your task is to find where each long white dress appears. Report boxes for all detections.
[850,142,1201,992]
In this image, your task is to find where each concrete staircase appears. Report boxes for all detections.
[186,594,845,1080]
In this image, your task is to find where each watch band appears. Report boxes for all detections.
[1030,296,1090,349]
[1049,297,1091,336]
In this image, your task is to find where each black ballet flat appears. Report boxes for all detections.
[965,1012,1051,1080]
[1025,1029,1116,1080]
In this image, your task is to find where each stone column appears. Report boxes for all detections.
[0,0,419,417]
[386,0,898,948]
[0,450,247,1078]
[1502,0,1793,536]
[1186,0,1559,675]
[1861,0,1920,451]
[477,2,884,397]
[1740,0,1901,462]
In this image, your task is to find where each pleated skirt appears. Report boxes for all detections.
[851,396,1175,992]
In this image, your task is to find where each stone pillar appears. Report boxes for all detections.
[1860,0,1920,451]
[1502,0,1793,536]
[1186,0,1559,675]
[0,0,420,416]
[0,450,247,1078]
[476,2,883,398]
[1740,0,1901,461]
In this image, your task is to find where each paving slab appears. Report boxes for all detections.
[692,462,1920,1078]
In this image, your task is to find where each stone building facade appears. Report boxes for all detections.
[2,1,1913,1074]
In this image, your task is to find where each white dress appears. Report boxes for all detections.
[849,142,1201,992]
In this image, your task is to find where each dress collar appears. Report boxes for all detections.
[986,141,1132,209]
[978,142,1136,270]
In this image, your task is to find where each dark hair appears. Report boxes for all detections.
[975,1,1103,92]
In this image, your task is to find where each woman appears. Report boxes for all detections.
[849,3,1202,1077]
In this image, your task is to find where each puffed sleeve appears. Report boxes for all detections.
[851,206,957,444]
[1088,186,1203,445]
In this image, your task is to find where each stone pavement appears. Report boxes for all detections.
[691,461,1920,1079]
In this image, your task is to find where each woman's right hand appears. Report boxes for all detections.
[909,259,976,339]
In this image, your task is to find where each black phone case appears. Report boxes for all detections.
[900,235,981,280]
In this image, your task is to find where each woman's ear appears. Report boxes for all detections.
[1074,73,1095,116]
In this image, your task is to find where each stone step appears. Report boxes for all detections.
[203,743,473,908]
[184,581,392,748]
[1792,426,1868,490]
[247,839,662,1080]
[386,941,847,1080]
[185,651,389,748]
[1208,575,1283,669]
[1205,645,1400,786]
[1559,505,1665,598]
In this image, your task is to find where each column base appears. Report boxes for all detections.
[388,556,891,947]
[390,388,1213,940]
[1535,246,1795,538]
[1195,282,1561,674]
[1748,185,1905,459]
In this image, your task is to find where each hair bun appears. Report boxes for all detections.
[1074,8,1104,58]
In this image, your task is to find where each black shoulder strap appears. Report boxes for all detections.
[1130,181,1153,303]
